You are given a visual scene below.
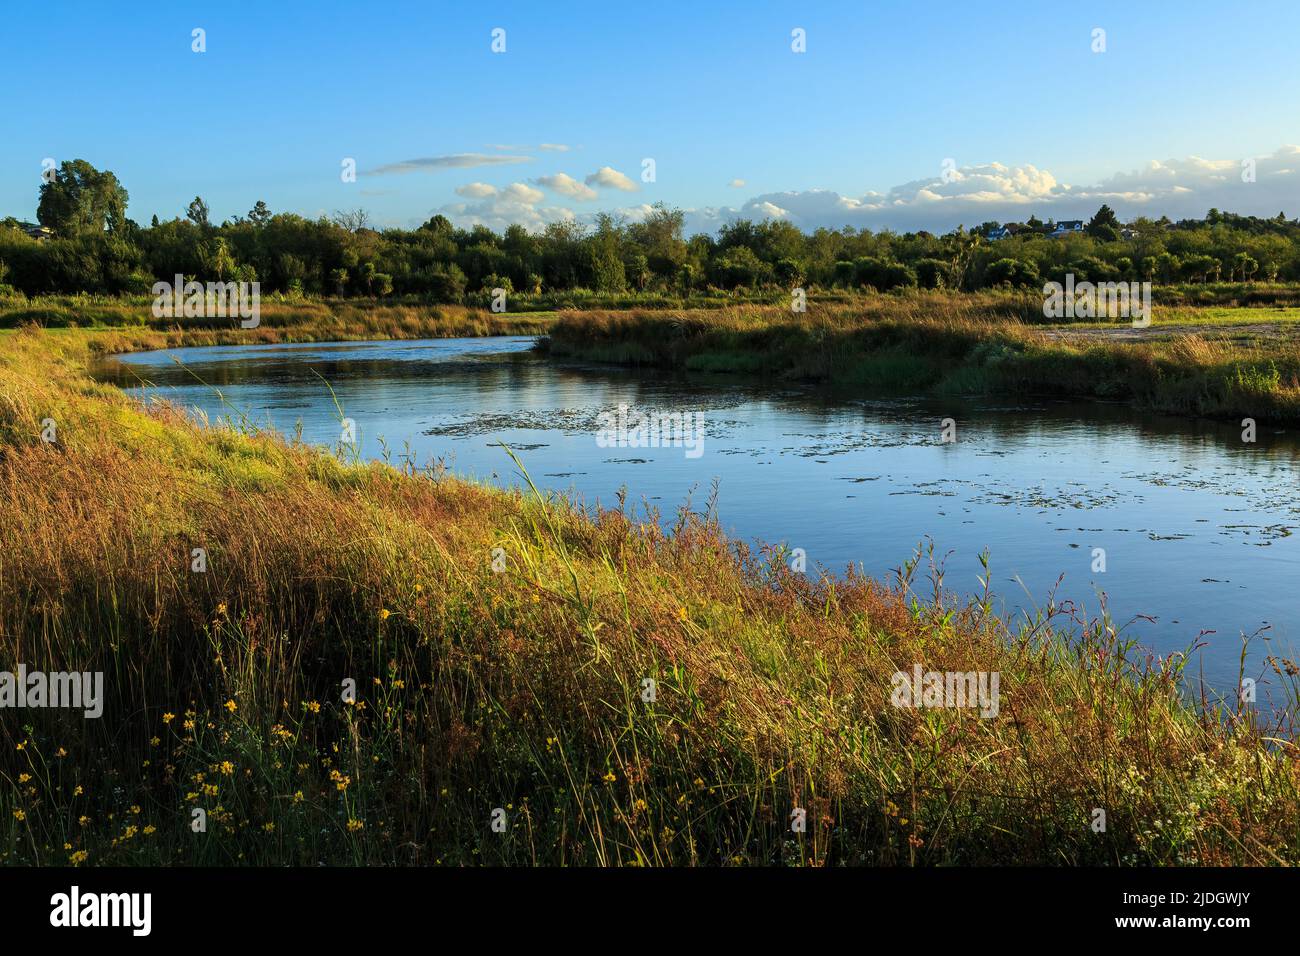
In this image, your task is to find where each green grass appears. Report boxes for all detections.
[0,327,1297,866]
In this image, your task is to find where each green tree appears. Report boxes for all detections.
[207,237,236,280]
[186,196,210,229]
[1086,204,1121,238]
[419,214,454,236]
[915,258,950,289]
[36,160,129,236]
[1232,252,1259,282]
[985,257,1039,287]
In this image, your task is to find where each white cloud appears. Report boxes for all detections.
[585,166,639,192]
[539,143,571,152]
[728,179,746,188]
[534,173,598,201]
[364,153,533,176]
[432,145,1300,235]
[750,201,788,219]
[679,146,1300,234]
[437,199,574,232]
[435,181,569,231]
[455,182,497,199]
[500,182,545,204]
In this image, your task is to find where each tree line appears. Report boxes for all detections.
[4,159,1300,301]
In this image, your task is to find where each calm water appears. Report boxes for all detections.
[96,336,1300,697]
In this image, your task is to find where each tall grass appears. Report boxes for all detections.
[543,296,1300,422]
[0,327,1296,866]
[0,294,555,345]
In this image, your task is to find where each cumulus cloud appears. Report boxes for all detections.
[453,181,545,205]
[455,182,498,199]
[679,146,1300,234]
[364,153,533,176]
[500,182,545,204]
[431,145,1300,236]
[534,172,598,201]
[437,199,574,232]
[585,166,639,192]
[435,180,573,231]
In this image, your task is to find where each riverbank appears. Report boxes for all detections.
[11,291,1300,429]
[0,296,555,352]
[1,326,1297,866]
[542,295,1300,423]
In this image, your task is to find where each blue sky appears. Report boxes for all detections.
[3,0,1299,234]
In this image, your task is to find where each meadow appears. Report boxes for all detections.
[1,323,1298,866]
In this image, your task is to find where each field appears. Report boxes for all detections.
[1,324,1298,866]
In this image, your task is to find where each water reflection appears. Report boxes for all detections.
[96,336,1300,696]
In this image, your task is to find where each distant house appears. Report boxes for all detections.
[985,225,1016,240]
[17,221,54,242]
[1047,220,1085,239]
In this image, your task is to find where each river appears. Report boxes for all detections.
[94,335,1300,699]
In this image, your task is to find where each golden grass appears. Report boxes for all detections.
[0,326,1296,866]
[545,295,1300,422]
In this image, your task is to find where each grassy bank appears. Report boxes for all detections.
[0,326,1297,866]
[0,294,555,352]
[543,294,1300,423]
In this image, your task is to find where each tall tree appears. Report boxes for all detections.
[1086,204,1121,237]
[186,196,211,229]
[331,209,370,232]
[36,159,129,235]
